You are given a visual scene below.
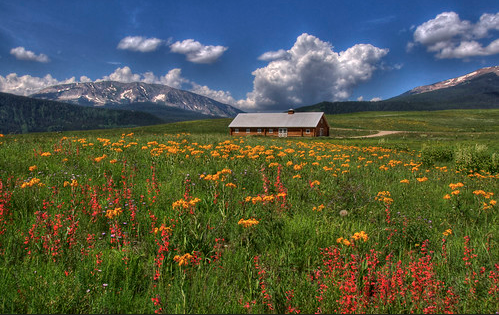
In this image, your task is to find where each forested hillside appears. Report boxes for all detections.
[0,92,165,134]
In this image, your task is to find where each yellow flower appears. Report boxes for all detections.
[40,152,51,157]
[442,229,452,236]
[21,177,42,188]
[400,179,410,184]
[312,204,325,211]
[172,197,201,210]
[375,191,393,205]
[153,225,172,235]
[173,253,193,266]
[416,177,428,182]
[238,218,259,228]
[473,190,494,199]
[105,207,123,219]
[29,165,37,172]
[93,154,107,163]
[443,194,451,200]
[449,182,464,190]
[109,159,118,164]
[451,190,460,196]
[310,180,320,187]
[352,231,368,242]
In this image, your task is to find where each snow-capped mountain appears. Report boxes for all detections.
[30,81,243,117]
[406,66,499,95]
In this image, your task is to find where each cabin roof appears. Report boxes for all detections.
[228,112,325,128]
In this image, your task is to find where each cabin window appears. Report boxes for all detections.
[268,128,273,134]
[246,128,250,133]
[305,129,310,134]
[234,128,239,133]
[257,128,262,134]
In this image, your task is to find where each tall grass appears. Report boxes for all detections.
[0,124,497,313]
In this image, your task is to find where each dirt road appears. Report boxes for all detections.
[350,130,403,138]
[331,128,404,138]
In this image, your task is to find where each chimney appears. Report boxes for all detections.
[287,108,295,115]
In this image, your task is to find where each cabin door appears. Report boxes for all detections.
[319,128,324,136]
[278,128,288,137]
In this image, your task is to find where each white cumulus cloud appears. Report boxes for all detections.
[258,49,290,61]
[98,66,142,83]
[10,47,50,63]
[410,11,499,59]
[117,36,163,52]
[237,33,388,111]
[0,73,75,96]
[170,39,228,63]
[190,83,237,105]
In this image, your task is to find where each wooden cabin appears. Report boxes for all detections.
[228,109,330,137]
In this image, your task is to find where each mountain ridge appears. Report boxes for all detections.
[30,81,243,118]
[403,66,499,96]
[296,66,499,114]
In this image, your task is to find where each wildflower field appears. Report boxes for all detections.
[0,113,497,314]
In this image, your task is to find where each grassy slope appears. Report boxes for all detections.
[326,109,499,132]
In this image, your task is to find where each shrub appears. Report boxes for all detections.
[421,144,454,166]
[454,144,493,172]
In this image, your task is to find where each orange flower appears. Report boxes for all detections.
[173,253,193,266]
[105,207,123,219]
[312,204,325,211]
[238,218,259,228]
[449,182,464,190]
[352,231,369,242]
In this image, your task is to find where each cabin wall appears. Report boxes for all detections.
[230,127,318,137]
[314,115,330,136]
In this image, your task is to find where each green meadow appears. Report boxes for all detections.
[0,109,497,314]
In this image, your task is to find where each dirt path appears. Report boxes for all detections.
[350,130,403,138]
[331,128,404,138]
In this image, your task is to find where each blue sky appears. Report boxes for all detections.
[0,0,498,112]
